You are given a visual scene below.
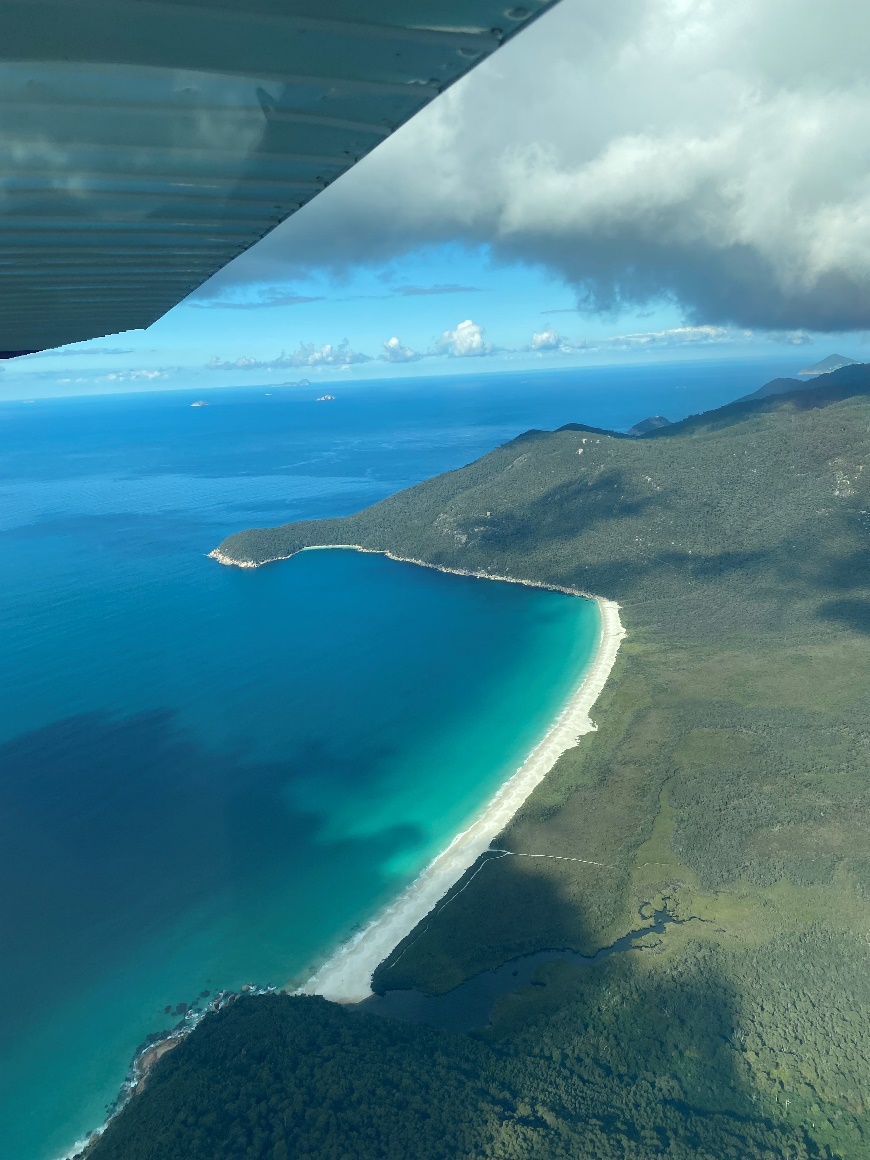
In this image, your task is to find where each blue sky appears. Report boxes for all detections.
[5,241,865,400]
[5,0,870,400]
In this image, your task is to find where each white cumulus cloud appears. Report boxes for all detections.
[436,319,494,358]
[294,341,370,368]
[530,326,564,351]
[381,336,420,363]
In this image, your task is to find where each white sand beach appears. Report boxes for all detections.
[297,594,626,1004]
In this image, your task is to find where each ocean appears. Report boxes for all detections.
[0,358,800,1159]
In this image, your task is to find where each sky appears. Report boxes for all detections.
[5,0,870,399]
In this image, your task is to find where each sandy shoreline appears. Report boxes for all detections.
[296,590,625,1004]
[209,543,596,601]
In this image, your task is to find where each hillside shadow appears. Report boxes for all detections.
[817,598,870,634]
[481,469,669,552]
[575,545,772,596]
[371,851,590,996]
[88,964,837,1160]
[495,502,870,641]
[811,547,870,591]
[80,861,837,1160]
[364,861,832,1157]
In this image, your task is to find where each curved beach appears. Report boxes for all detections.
[297,594,625,1004]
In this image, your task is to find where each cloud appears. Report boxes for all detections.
[436,319,495,358]
[281,341,371,368]
[208,340,370,371]
[589,324,816,350]
[599,325,732,350]
[526,323,752,356]
[207,356,261,370]
[382,336,420,363]
[199,0,870,332]
[585,324,737,353]
[765,330,814,346]
[23,346,135,359]
[102,369,171,381]
[98,368,176,382]
[191,288,323,310]
[530,325,563,351]
[54,368,175,384]
[392,284,483,297]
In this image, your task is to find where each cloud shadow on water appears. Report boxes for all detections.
[0,709,423,1042]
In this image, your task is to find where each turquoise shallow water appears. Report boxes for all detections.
[0,542,597,1160]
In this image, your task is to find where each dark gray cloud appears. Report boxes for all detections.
[197,0,870,333]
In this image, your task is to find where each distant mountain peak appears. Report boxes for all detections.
[798,354,859,376]
[722,360,870,410]
[627,415,672,436]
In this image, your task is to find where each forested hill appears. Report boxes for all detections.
[91,375,870,1160]
[215,370,870,641]
[735,358,869,405]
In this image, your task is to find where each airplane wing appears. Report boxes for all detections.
[0,0,557,356]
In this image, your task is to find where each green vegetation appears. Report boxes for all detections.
[88,991,834,1160]
[91,366,870,1158]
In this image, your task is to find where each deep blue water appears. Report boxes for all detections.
[0,359,798,1159]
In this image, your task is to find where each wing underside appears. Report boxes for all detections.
[0,0,555,355]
